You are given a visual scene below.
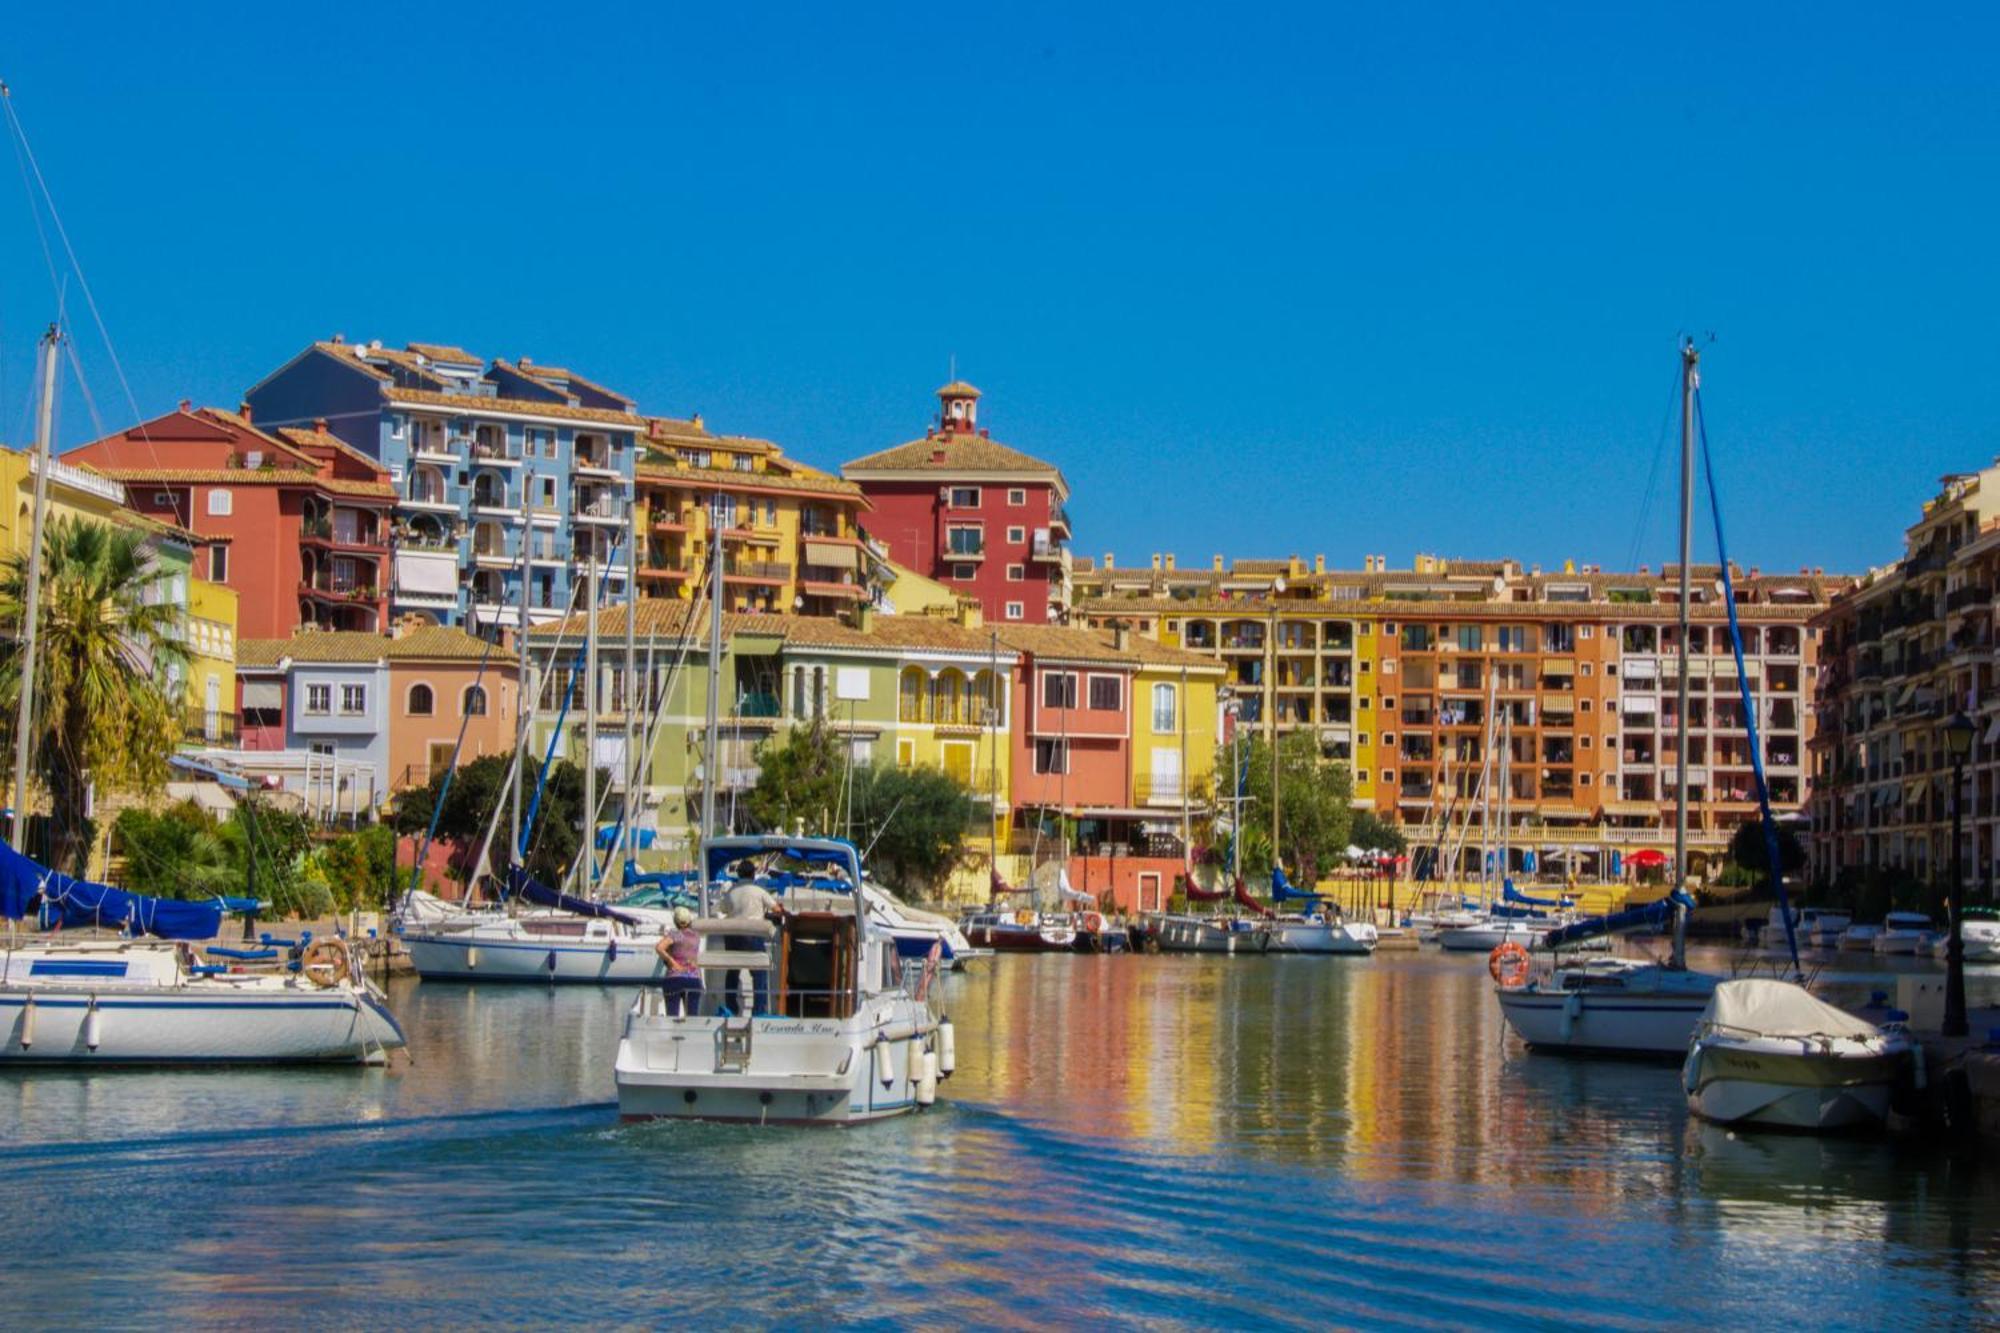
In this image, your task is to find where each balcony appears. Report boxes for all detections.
[639,560,694,582]
[1030,532,1066,562]
[471,438,519,466]
[182,708,238,746]
[944,541,986,563]
[301,514,384,549]
[573,497,623,526]
[724,560,791,585]
[300,578,381,604]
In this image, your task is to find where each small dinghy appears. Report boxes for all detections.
[1682,978,1911,1132]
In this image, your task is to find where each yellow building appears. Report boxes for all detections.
[636,417,872,617]
[1128,650,1224,815]
[181,575,238,743]
[0,446,134,550]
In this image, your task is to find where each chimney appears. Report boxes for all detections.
[931,447,947,464]
[313,417,329,433]
[519,356,533,367]
[956,600,983,629]
[1212,554,1224,572]
[1749,565,1760,578]
[854,603,876,633]
[1150,554,1161,571]
[1113,621,1132,651]
[331,333,344,345]
[1314,554,1325,574]
[1103,550,1114,570]
[392,612,428,640]
[239,399,253,419]
[1164,554,1176,571]
[1640,563,1650,575]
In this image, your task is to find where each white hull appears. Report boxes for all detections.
[0,942,403,1065]
[1266,919,1377,955]
[615,991,940,1124]
[1932,924,2000,961]
[1872,931,1935,956]
[1684,1041,1904,1130]
[1151,915,1270,954]
[402,915,666,984]
[1438,921,1546,952]
[1496,960,1721,1056]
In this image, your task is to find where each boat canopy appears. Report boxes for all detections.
[1702,978,1879,1040]
[506,867,643,925]
[703,835,862,888]
[0,841,223,940]
[1538,889,1694,950]
[1271,866,1321,905]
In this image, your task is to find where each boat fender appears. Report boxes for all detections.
[879,1020,920,1044]
[607,936,618,963]
[1561,990,1582,1041]
[938,1020,956,1078]
[1488,942,1532,989]
[18,994,33,1050]
[545,951,558,976]
[465,946,479,969]
[916,1046,938,1107]
[83,996,101,1053]
[874,1040,894,1088]
[302,939,351,989]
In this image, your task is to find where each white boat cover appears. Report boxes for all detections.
[1702,978,1879,1040]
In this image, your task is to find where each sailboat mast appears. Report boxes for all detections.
[988,629,999,870]
[1673,339,1699,967]
[583,532,598,896]
[9,326,58,855]
[616,474,639,873]
[510,470,532,869]
[699,492,725,916]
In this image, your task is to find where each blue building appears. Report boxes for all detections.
[245,338,638,633]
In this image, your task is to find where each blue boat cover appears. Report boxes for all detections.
[1271,866,1321,904]
[1502,878,1574,910]
[506,867,642,925]
[595,825,657,852]
[0,841,222,940]
[704,839,861,884]
[1539,889,1695,950]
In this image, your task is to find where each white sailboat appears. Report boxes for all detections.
[1494,340,1725,1054]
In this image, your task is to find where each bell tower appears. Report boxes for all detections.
[935,380,981,435]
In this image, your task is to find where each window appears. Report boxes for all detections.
[207,489,232,516]
[209,545,229,582]
[390,415,406,440]
[946,525,983,556]
[1457,625,1481,651]
[407,683,434,716]
[1034,738,1069,774]
[1581,663,1594,677]
[1008,488,1026,506]
[953,564,977,581]
[1042,671,1077,709]
[1006,564,1025,582]
[1005,601,1024,620]
[1582,699,1594,712]
[463,684,488,716]
[1087,675,1122,711]
[1152,683,1177,733]
[1580,773,1594,786]
[1358,733,1370,747]
[1579,626,1594,639]
[305,683,331,715]
[539,476,556,506]
[340,684,367,715]
[1581,736,1593,748]
[1007,526,1025,544]
[528,428,556,459]
[897,738,916,767]
[1383,732,1397,746]
[949,486,980,508]
[308,740,336,758]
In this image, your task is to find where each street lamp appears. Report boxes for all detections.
[1944,710,1977,1038]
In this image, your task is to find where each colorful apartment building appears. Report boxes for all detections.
[1083,553,1835,875]
[235,624,519,807]
[1808,461,2000,889]
[843,382,1073,625]
[65,405,396,637]
[636,417,873,616]
[243,338,642,632]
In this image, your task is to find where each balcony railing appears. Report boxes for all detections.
[725,560,791,583]
[182,708,237,746]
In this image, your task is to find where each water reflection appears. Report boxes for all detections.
[0,953,1995,1326]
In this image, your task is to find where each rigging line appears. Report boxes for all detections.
[2,88,60,319]
[1,88,166,474]
[1625,349,1685,575]
[59,333,109,446]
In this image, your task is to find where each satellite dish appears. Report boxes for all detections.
[1273,576,1288,594]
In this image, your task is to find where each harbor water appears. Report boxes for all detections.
[3,948,1997,1328]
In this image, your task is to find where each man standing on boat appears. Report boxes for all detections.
[721,870,780,1015]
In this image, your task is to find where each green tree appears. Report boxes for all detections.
[0,517,187,873]
[317,825,397,912]
[1726,819,1806,888]
[1350,809,1407,855]
[113,801,239,899]
[746,720,844,836]
[1218,731,1355,885]
[850,763,976,898]
[394,751,596,885]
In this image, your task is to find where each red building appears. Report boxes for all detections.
[843,382,1072,624]
[66,405,396,638]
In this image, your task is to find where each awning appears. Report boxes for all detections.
[1604,800,1658,817]
[803,540,858,571]
[1542,658,1575,677]
[397,550,459,596]
[1542,692,1575,710]
[1622,695,1657,715]
[1539,806,1589,821]
[241,681,284,710]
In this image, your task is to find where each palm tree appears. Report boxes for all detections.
[0,517,187,874]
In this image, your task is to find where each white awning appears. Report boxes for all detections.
[397,550,460,596]
[241,681,284,710]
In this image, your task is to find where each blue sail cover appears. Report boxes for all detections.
[0,841,222,940]
[506,868,642,925]
[1502,878,1574,910]
[1539,889,1695,950]
[1270,866,1321,905]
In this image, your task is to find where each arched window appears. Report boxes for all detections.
[407,683,434,716]
[899,667,927,723]
[463,684,488,717]
[932,669,966,726]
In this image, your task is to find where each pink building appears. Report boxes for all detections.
[843,383,1072,624]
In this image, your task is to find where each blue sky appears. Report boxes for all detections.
[1,3,1994,575]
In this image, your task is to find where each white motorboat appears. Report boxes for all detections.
[1837,922,1882,952]
[1149,913,1270,954]
[1495,954,1720,1055]
[1266,915,1377,956]
[1438,917,1547,952]
[614,835,948,1125]
[1767,905,1849,951]
[1871,912,1937,956]
[1683,978,1911,1131]
[1929,915,2000,962]
[864,883,984,967]
[0,935,403,1065]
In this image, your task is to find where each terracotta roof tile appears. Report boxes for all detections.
[96,467,395,500]
[386,386,644,428]
[507,360,635,407]
[273,426,387,475]
[996,623,1221,671]
[405,342,482,365]
[525,602,791,642]
[843,432,1060,477]
[239,627,512,667]
[637,458,864,499]
[781,615,1020,656]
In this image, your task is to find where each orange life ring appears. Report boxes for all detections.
[1488,940,1532,989]
[1081,912,1104,934]
[1014,910,1035,927]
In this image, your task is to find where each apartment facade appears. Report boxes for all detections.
[244,338,642,632]
[1084,554,1834,875]
[1809,462,2000,890]
[842,382,1072,625]
[636,417,872,616]
[66,405,396,637]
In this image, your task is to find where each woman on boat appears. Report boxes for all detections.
[656,907,702,1016]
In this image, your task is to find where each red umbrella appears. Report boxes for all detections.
[1629,849,1668,869]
